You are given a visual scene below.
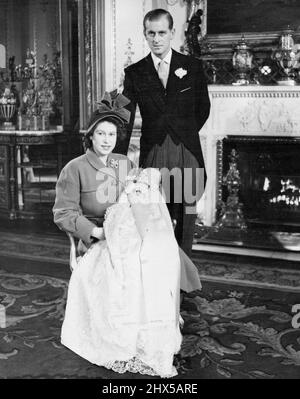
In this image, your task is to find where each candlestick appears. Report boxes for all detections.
[42,114,46,130]
[25,117,30,131]
[33,115,38,131]
[216,149,247,229]
[18,111,22,130]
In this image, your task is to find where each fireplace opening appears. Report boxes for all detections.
[221,136,300,231]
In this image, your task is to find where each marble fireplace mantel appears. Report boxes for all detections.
[199,85,300,226]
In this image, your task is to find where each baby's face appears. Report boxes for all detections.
[137,168,161,187]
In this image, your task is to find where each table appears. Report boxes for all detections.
[0,128,67,220]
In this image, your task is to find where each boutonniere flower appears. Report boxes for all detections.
[108,158,119,169]
[175,68,187,79]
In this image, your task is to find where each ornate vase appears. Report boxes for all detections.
[232,35,253,86]
[0,103,16,130]
[0,87,17,130]
[273,27,299,86]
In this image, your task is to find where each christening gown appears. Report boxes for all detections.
[61,168,185,378]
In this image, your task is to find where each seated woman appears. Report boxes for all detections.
[53,92,133,250]
[53,92,201,378]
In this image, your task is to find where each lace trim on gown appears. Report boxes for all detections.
[104,357,158,377]
[103,323,181,378]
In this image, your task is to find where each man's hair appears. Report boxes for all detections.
[143,9,174,32]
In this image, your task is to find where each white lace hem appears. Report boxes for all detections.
[104,357,178,378]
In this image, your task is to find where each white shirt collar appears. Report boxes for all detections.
[151,48,172,70]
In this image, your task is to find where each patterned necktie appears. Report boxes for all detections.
[157,60,168,88]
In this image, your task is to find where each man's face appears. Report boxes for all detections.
[144,16,175,59]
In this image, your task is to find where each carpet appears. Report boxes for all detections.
[0,231,69,265]
[1,230,300,291]
[0,263,299,379]
[195,226,300,252]
[179,283,300,379]
[193,252,300,293]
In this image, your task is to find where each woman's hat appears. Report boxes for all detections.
[87,90,131,133]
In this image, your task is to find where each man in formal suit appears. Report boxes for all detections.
[120,8,210,257]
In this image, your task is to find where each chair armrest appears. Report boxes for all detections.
[66,232,78,272]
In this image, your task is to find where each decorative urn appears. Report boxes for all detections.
[232,35,253,85]
[0,88,17,130]
[273,27,300,86]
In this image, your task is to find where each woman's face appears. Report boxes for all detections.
[91,120,117,157]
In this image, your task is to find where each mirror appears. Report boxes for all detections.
[0,0,62,128]
[0,0,79,131]
[0,0,61,68]
[200,0,300,57]
[206,0,300,35]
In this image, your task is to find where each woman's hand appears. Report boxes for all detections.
[91,227,105,240]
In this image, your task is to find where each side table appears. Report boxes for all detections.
[0,128,68,220]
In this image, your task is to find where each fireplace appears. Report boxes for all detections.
[220,136,300,231]
[195,85,300,252]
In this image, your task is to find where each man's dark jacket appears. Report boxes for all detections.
[119,49,210,168]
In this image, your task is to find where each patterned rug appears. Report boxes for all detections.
[193,254,300,293]
[0,232,69,265]
[0,265,299,379]
[1,231,300,291]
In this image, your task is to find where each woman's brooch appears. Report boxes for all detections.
[108,158,119,168]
